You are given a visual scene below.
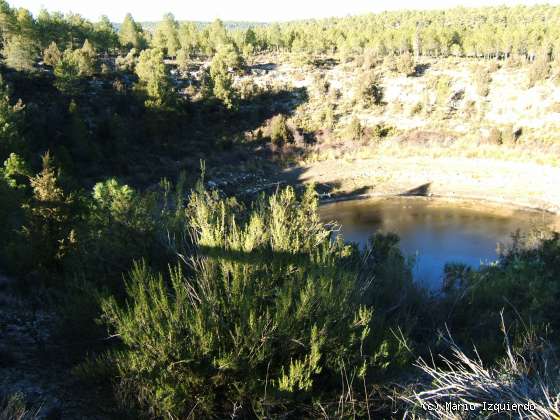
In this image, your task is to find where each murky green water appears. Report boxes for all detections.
[319,197,556,289]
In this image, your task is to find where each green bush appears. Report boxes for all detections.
[101,184,409,418]
[269,114,292,145]
[443,232,560,357]
[354,70,383,106]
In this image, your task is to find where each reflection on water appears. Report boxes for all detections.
[319,197,555,289]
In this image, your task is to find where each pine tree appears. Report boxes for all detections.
[153,13,180,58]
[22,152,77,272]
[43,41,61,67]
[210,44,241,109]
[119,13,144,50]
[0,79,25,160]
[135,48,170,108]
[2,35,36,71]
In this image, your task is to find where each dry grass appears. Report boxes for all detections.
[0,393,39,420]
[401,321,560,420]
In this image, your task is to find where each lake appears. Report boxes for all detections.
[319,197,556,289]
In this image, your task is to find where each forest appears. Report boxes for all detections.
[1,0,560,418]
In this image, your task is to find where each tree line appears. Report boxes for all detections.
[3,2,560,71]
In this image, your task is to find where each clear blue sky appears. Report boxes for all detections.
[7,0,558,22]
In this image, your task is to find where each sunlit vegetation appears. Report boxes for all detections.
[1,0,560,417]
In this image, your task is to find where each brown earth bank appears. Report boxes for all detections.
[280,156,560,219]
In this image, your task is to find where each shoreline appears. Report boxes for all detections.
[281,156,560,217]
[319,192,559,215]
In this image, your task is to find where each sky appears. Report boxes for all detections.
[7,0,560,22]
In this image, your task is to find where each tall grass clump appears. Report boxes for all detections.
[0,393,39,420]
[402,327,560,420]
[101,183,410,418]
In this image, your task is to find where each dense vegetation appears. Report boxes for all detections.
[1,0,560,417]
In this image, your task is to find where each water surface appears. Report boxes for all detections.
[319,197,555,289]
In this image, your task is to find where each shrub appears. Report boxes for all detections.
[527,56,550,88]
[101,185,407,418]
[473,65,491,97]
[550,102,560,113]
[115,49,137,72]
[488,127,503,145]
[501,124,522,144]
[362,48,378,69]
[236,78,260,100]
[345,116,363,141]
[315,104,336,130]
[43,41,62,67]
[441,232,560,356]
[382,55,397,72]
[370,123,395,140]
[431,75,452,106]
[311,74,330,99]
[505,54,525,69]
[409,101,423,116]
[395,52,415,76]
[354,70,383,106]
[269,114,292,145]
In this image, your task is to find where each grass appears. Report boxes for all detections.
[0,393,39,420]
[401,324,560,420]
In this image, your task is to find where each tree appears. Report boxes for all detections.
[54,42,96,87]
[21,152,77,273]
[153,13,180,58]
[135,48,170,108]
[2,35,36,71]
[0,1,17,46]
[119,13,145,50]
[3,152,30,188]
[15,7,36,41]
[43,41,61,67]
[210,44,241,109]
[0,79,25,161]
[176,47,190,74]
[67,100,91,160]
[115,48,137,72]
[204,19,228,55]
[94,15,118,53]
[242,27,258,58]
[54,51,81,95]
[178,22,199,57]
